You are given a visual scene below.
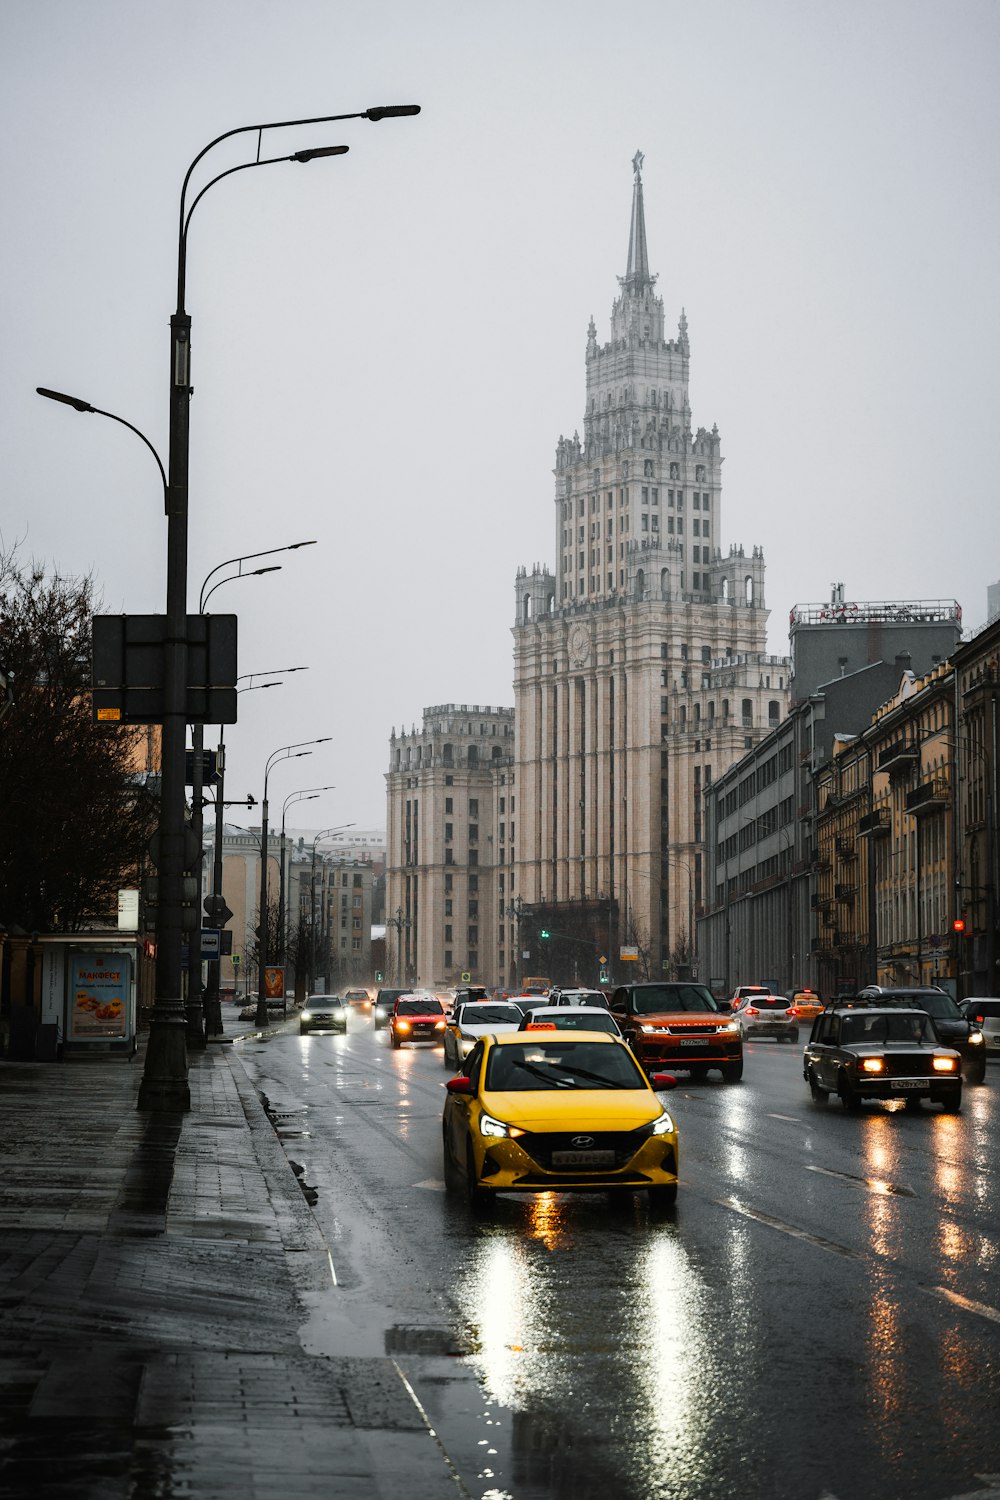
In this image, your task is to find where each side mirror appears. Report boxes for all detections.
[649,1072,678,1091]
[445,1075,474,1095]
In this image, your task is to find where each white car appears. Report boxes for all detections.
[961,998,1000,1056]
[516,1005,622,1037]
[732,992,799,1043]
[442,1001,524,1069]
[548,988,610,1010]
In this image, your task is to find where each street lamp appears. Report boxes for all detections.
[279,786,335,973]
[203,669,306,1033]
[40,100,419,1110]
[257,739,331,1026]
[386,905,412,986]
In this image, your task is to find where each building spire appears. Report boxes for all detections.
[624,149,653,293]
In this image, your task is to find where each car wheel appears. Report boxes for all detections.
[967,1062,986,1086]
[940,1090,963,1113]
[466,1142,492,1212]
[443,1127,464,1193]
[808,1067,828,1102]
[299,1025,308,1036]
[839,1073,862,1111]
[391,1034,400,1049]
[721,1059,743,1083]
[443,1043,453,1069]
[688,1064,707,1081]
[648,1183,678,1211]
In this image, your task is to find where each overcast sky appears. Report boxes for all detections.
[3,0,998,832]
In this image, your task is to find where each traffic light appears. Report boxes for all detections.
[952,916,967,934]
[375,970,384,982]
[539,928,551,940]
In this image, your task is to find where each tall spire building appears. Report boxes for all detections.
[511,154,789,984]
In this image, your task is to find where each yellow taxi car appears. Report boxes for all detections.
[442,1030,679,1210]
[791,988,824,1022]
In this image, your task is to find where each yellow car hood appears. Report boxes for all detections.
[482,1089,665,1133]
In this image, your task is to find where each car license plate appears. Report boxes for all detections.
[890,1079,928,1091]
[680,1039,709,1048]
[551,1150,615,1166]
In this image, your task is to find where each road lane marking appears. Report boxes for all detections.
[805,1164,916,1198]
[924,1285,1000,1327]
[767,1112,800,1122]
[413,1178,448,1192]
[717,1196,863,1260]
[390,1359,476,1498]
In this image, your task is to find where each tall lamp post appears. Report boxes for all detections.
[386,906,412,986]
[203,669,305,1032]
[188,551,305,1044]
[279,786,335,978]
[150,101,417,1106]
[257,739,331,1026]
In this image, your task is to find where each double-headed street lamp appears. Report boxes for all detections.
[257,739,331,1026]
[45,100,418,1110]
[307,825,356,992]
[279,786,335,965]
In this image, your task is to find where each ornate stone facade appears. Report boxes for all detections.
[512,155,789,982]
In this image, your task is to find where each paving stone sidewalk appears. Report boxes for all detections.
[0,1039,458,1499]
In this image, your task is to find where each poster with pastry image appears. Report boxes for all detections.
[69,954,129,1038]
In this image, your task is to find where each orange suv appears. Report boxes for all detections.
[610,982,743,1081]
[389,994,447,1049]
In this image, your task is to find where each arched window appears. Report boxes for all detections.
[635,568,645,601]
[721,576,730,602]
[768,700,780,723]
[443,743,454,766]
[679,706,687,728]
[491,745,503,761]
[744,576,754,606]
[742,698,753,726]
[660,567,669,596]
[467,746,479,768]
[708,701,716,721]
[523,594,532,622]
[722,699,730,719]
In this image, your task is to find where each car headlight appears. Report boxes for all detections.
[861,1058,885,1073]
[651,1111,675,1136]
[300,1011,313,1021]
[374,1007,386,1018]
[397,1021,411,1032]
[968,1032,984,1045]
[933,1057,958,1071]
[723,1020,740,1032]
[640,1024,668,1033]
[479,1112,525,1139]
[435,1021,446,1030]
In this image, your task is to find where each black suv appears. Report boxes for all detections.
[854,986,986,1083]
[373,988,407,1029]
[803,1002,962,1111]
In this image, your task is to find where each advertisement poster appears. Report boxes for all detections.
[69,952,130,1039]
[263,966,285,1000]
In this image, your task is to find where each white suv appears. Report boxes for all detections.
[732,992,799,1043]
[961,998,1000,1057]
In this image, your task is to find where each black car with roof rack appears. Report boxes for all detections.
[853,986,986,1084]
[803,1000,962,1111]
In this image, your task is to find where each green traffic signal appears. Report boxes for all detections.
[539,928,551,940]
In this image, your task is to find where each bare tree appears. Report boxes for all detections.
[0,548,157,932]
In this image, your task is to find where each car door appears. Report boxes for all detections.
[446,1041,485,1170]
[812,1014,840,1088]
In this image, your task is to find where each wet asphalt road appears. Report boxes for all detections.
[233,1012,1000,1500]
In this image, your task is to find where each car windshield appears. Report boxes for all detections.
[969,1001,1000,1018]
[459,1005,522,1026]
[310,997,343,1007]
[842,1013,934,1044]
[396,999,444,1016]
[632,985,719,1016]
[751,996,789,1009]
[485,1040,646,1091]
[909,993,960,1019]
[559,993,609,1008]
[513,997,551,1012]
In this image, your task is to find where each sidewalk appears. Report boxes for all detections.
[0,1036,459,1499]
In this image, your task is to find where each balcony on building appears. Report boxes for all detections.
[835,836,857,859]
[904,779,950,817]
[834,882,856,902]
[858,810,889,837]
[877,740,919,775]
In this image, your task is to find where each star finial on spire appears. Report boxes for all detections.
[632,149,644,181]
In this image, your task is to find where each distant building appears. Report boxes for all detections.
[987,579,1000,626]
[385,705,515,985]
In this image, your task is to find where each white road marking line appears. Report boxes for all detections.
[767,1112,799,1122]
[413,1178,448,1192]
[924,1285,1000,1327]
[805,1164,916,1198]
[327,1249,338,1286]
[717,1196,862,1260]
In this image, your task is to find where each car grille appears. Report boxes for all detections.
[860,1052,940,1076]
[519,1130,653,1172]
[666,1024,723,1035]
[403,1022,439,1037]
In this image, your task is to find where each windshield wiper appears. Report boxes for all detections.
[541,1061,624,1089]
[510,1059,576,1088]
